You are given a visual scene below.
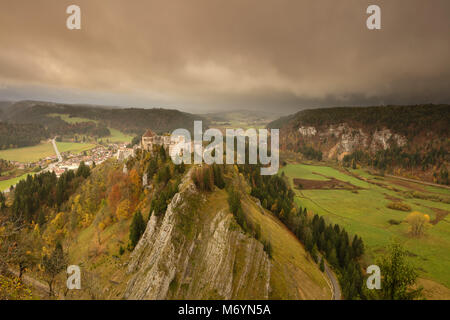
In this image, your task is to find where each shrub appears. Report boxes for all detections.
[405,211,430,237]
[387,202,411,212]
[262,240,273,259]
[388,219,402,225]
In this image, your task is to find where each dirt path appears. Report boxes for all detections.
[8,267,50,296]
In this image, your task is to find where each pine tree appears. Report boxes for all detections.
[37,210,46,227]
[76,161,91,178]
[129,211,146,249]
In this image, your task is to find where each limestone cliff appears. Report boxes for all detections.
[269,105,449,163]
[296,123,408,160]
[124,171,271,299]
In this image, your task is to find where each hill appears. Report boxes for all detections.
[3,100,208,136]
[268,104,449,184]
[0,122,48,149]
[0,148,331,300]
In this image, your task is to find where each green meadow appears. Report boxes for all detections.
[0,173,35,192]
[50,113,133,143]
[0,143,56,162]
[0,142,96,163]
[280,163,450,290]
[56,142,96,154]
[98,128,133,144]
[49,113,99,124]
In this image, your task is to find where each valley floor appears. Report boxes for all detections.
[280,162,450,299]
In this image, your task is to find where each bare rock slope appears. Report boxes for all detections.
[124,172,271,299]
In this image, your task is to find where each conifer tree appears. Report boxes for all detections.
[129,210,146,249]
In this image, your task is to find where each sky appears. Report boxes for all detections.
[0,0,449,114]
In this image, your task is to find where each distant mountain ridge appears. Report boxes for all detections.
[1,100,208,136]
[202,109,282,123]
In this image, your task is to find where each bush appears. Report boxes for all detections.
[262,240,273,258]
[387,202,411,212]
[388,219,402,225]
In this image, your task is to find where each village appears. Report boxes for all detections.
[44,129,179,177]
[0,129,184,193]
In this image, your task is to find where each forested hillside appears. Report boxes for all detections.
[268,104,449,184]
[0,122,49,149]
[3,100,207,136]
[268,104,449,139]
[0,147,333,300]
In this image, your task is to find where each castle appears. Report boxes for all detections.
[141,129,171,151]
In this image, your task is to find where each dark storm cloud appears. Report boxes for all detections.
[0,0,449,113]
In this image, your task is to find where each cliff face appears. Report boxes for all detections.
[296,123,408,160]
[59,160,328,300]
[124,171,271,300]
[270,105,449,163]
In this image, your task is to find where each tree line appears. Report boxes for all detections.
[270,104,450,140]
[0,122,48,149]
[343,146,449,184]
[10,161,91,224]
[239,163,365,299]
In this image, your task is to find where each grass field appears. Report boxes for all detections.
[50,113,133,144]
[56,142,96,154]
[0,143,55,162]
[98,128,133,144]
[280,163,450,294]
[0,172,34,191]
[0,141,96,163]
[49,113,98,124]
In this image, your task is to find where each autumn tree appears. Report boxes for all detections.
[405,211,430,237]
[108,184,122,214]
[42,242,67,297]
[116,199,131,220]
[0,227,39,280]
[9,232,38,279]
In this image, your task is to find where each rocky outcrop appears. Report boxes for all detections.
[297,122,408,160]
[124,171,271,300]
[298,126,317,137]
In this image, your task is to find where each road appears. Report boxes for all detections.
[319,255,341,300]
[51,138,63,162]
